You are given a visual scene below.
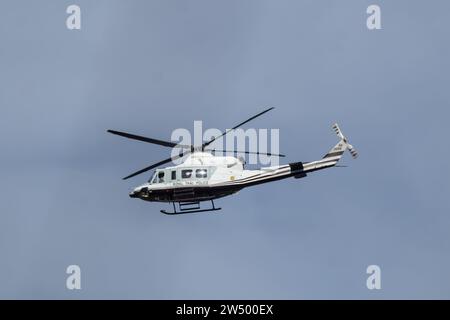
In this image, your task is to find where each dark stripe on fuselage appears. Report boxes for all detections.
[323,151,344,158]
[289,161,304,172]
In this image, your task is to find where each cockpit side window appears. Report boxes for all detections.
[181,169,193,179]
[195,169,208,178]
[158,171,165,183]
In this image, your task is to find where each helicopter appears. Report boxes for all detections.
[107,107,358,215]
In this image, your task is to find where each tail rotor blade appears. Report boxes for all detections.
[347,144,358,159]
[332,123,345,140]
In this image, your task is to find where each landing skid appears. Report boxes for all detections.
[160,200,221,215]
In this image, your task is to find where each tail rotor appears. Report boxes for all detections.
[331,123,358,159]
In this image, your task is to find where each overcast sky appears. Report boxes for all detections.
[1,0,449,299]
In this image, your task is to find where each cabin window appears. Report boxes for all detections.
[171,170,176,180]
[196,169,208,178]
[181,169,193,179]
[158,171,165,183]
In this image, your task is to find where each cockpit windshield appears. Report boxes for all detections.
[148,172,157,184]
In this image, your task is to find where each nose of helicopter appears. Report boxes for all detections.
[129,190,139,198]
[129,187,149,198]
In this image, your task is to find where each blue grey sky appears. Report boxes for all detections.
[1,0,449,299]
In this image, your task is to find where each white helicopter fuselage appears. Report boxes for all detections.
[131,152,247,202]
[129,136,353,203]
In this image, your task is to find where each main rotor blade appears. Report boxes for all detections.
[107,129,191,148]
[206,149,285,157]
[202,107,275,148]
[122,151,189,180]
